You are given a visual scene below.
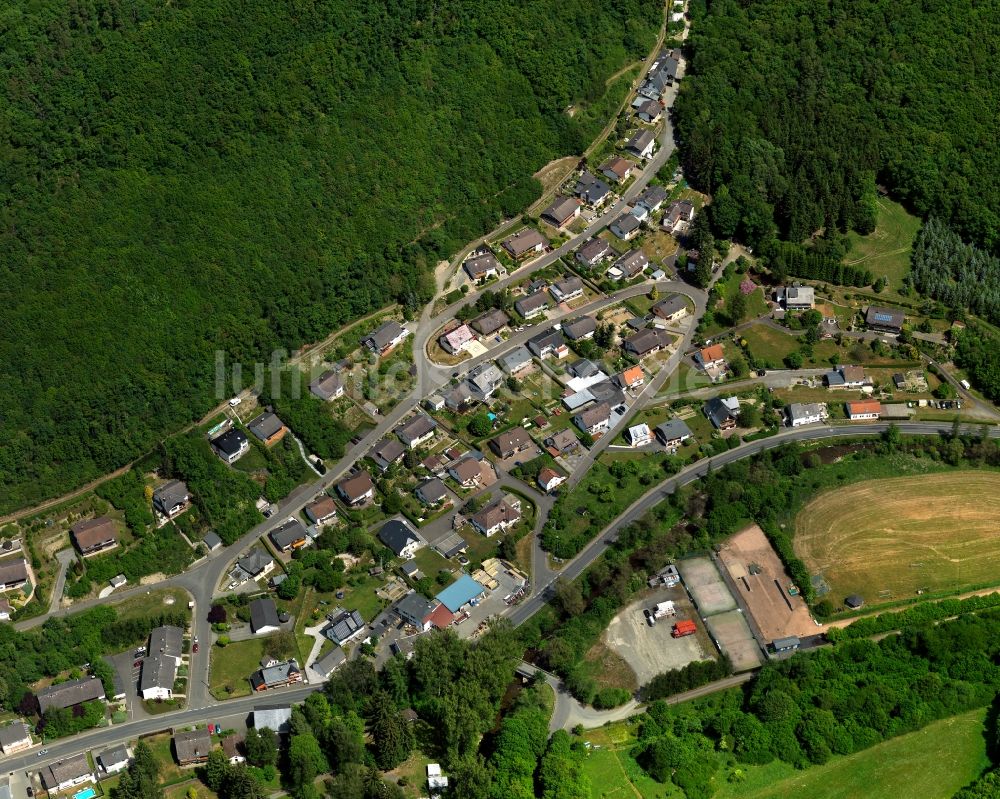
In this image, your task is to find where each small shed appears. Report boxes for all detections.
[845,594,865,610]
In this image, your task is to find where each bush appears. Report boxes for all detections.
[592,687,632,709]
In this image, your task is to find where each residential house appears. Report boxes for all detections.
[624,328,671,358]
[309,370,344,401]
[489,427,533,460]
[652,295,688,323]
[415,478,448,506]
[662,200,695,234]
[471,308,509,336]
[576,237,611,267]
[589,379,626,407]
[786,403,829,427]
[222,735,246,765]
[248,412,288,446]
[499,345,533,376]
[395,414,437,450]
[654,419,693,449]
[0,722,31,756]
[545,428,580,454]
[363,321,409,355]
[425,394,445,412]
[609,212,642,241]
[626,423,653,447]
[211,428,249,464]
[574,171,612,207]
[36,677,106,714]
[635,98,662,123]
[776,285,815,310]
[39,754,93,793]
[625,129,656,159]
[696,343,726,370]
[140,652,179,701]
[174,729,212,766]
[395,592,438,632]
[614,365,645,390]
[444,382,476,412]
[549,276,585,304]
[574,402,612,436]
[514,291,550,319]
[537,468,565,493]
[704,397,741,430]
[600,156,634,184]
[502,228,549,260]
[471,496,522,537]
[467,362,505,399]
[608,248,648,279]
[153,480,190,518]
[865,306,905,334]
[448,456,483,489]
[440,323,476,355]
[527,328,565,358]
[825,365,868,389]
[378,519,424,559]
[0,559,29,593]
[234,550,274,584]
[370,438,406,473]
[637,185,669,214]
[70,517,119,557]
[562,316,597,341]
[97,745,131,775]
[323,609,367,646]
[541,196,582,228]
[463,251,503,282]
[569,359,602,379]
[269,518,309,552]
[847,400,882,420]
[249,597,281,635]
[305,496,338,525]
[251,707,293,736]
[311,647,347,679]
[251,659,302,692]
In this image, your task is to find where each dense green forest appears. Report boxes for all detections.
[676,0,1000,251]
[0,0,661,513]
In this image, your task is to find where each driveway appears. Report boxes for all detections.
[49,548,76,613]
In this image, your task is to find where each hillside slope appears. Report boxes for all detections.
[0,0,661,511]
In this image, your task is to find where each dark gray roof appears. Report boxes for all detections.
[528,328,564,354]
[472,308,510,336]
[395,592,436,623]
[237,549,273,577]
[562,316,597,340]
[514,291,550,315]
[638,185,669,208]
[542,196,580,225]
[589,380,626,407]
[0,721,30,749]
[611,213,641,235]
[270,518,308,550]
[40,753,91,789]
[324,610,366,644]
[865,306,905,330]
[395,414,437,445]
[203,531,222,550]
[150,625,183,659]
[174,729,212,763]
[463,251,502,279]
[98,744,130,771]
[371,438,406,466]
[655,418,693,444]
[416,478,448,504]
[569,359,601,379]
[249,597,281,633]
[575,171,612,203]
[152,480,188,513]
[309,370,344,400]
[140,654,178,693]
[36,677,105,713]
[379,520,420,556]
[704,397,739,428]
[624,328,670,356]
[551,276,584,297]
[365,320,406,351]
[576,237,611,264]
[211,428,248,457]
[652,294,687,319]
[248,412,284,441]
[312,647,347,678]
[626,128,656,154]
[251,659,300,690]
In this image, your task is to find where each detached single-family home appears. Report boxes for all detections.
[472,308,510,337]
[562,316,597,341]
[545,428,580,455]
[440,324,476,355]
[310,370,345,401]
[97,745,131,775]
[234,550,275,584]
[786,403,829,427]
[448,456,483,489]
[251,659,302,692]
[0,721,32,756]
[514,290,550,319]
[626,423,653,447]
[489,427,533,459]
[615,365,645,390]
[541,196,582,228]
[704,396,741,430]
[635,98,662,123]
[445,382,476,412]
[655,419,693,449]
[337,471,375,506]
[502,228,549,260]
[625,129,656,159]
[248,412,288,447]
[470,496,522,537]
[569,359,602,379]
[637,185,669,214]
[363,321,409,355]
[600,156,635,184]
[250,597,282,635]
[269,518,309,552]
[324,608,367,646]
[36,677,106,714]
[211,428,249,464]
[40,754,93,793]
[537,468,566,493]
[652,295,688,323]
[608,248,648,279]
[576,238,611,267]
[251,707,293,736]
[370,438,406,474]
[416,478,449,506]
[0,559,30,594]
[825,365,867,389]
[379,520,424,559]
[662,200,695,234]
[776,286,815,310]
[174,729,212,767]
[140,651,179,701]
[467,362,505,399]
[70,517,119,558]
[610,212,642,241]
[549,276,585,304]
[395,593,438,632]
[574,402,612,436]
[696,343,726,370]
[305,496,338,525]
[153,480,190,519]
[527,328,565,358]
[847,400,882,420]
[865,306,905,334]
[575,171,612,207]
[395,414,437,450]
[624,328,671,359]
[222,735,246,765]
[463,251,503,282]
[499,345,533,376]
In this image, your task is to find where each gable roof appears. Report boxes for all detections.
[248,412,285,441]
[528,328,564,352]
[611,248,648,277]
[503,228,549,256]
[463,251,502,278]
[655,418,693,443]
[611,213,641,235]
[252,706,293,734]
[39,753,91,789]
[848,400,882,415]
[472,308,510,336]
[562,316,597,339]
[865,306,905,329]
[626,128,655,153]
[435,575,486,613]
[449,456,482,484]
[379,520,420,555]
[551,276,584,297]
[395,414,437,444]
[312,647,347,678]
[249,597,281,632]
[441,324,475,352]
[699,343,725,363]
[0,559,28,587]
[0,721,30,749]
[211,428,248,457]
[515,291,550,315]
[36,677,105,713]
[306,495,338,522]
[542,196,581,225]
[416,478,448,504]
[600,156,634,180]
[150,625,183,659]
[270,518,308,550]
[153,479,189,509]
[174,728,212,763]
[652,294,687,319]
[619,365,644,386]
[98,744,130,770]
[499,345,533,373]
[237,549,273,577]
[309,370,344,400]
[577,237,611,264]
[365,320,406,350]
[70,516,118,550]
[395,592,436,624]
[490,427,532,455]
[574,402,612,429]
[638,185,669,209]
[625,328,670,355]
[371,438,406,466]
[140,653,178,693]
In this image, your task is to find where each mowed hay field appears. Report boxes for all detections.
[795,471,1000,604]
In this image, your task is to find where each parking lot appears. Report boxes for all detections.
[456,566,527,639]
[105,647,152,719]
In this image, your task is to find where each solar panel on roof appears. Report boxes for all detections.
[875,312,893,322]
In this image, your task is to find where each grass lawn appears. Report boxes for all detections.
[794,471,1000,604]
[209,637,267,699]
[579,641,638,693]
[739,325,799,365]
[843,198,921,301]
[717,708,990,799]
[114,588,191,622]
[581,721,679,799]
[164,780,219,799]
[141,732,188,786]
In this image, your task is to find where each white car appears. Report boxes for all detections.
[229,396,241,406]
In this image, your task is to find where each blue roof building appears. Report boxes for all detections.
[435,575,486,613]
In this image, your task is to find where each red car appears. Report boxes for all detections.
[192,642,200,654]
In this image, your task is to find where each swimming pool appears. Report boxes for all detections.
[74,788,97,799]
